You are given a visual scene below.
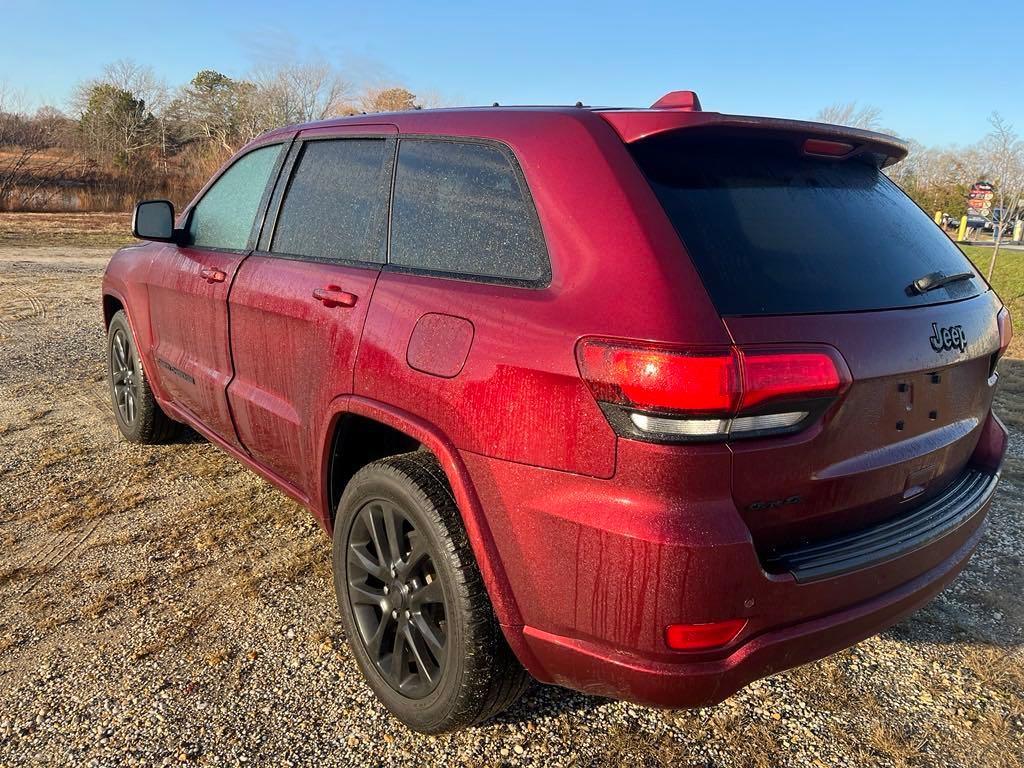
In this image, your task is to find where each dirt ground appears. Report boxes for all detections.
[0,244,1022,767]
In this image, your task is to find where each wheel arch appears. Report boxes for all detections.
[101,286,173,405]
[318,395,524,628]
[102,292,125,329]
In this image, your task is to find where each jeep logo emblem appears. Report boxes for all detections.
[929,322,967,353]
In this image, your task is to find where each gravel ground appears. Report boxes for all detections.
[0,247,1022,768]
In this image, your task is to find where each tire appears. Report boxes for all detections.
[106,310,180,444]
[332,451,530,733]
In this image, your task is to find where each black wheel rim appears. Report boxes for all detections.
[346,499,448,699]
[110,328,138,425]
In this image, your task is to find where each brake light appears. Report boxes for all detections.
[996,307,1013,363]
[578,344,739,413]
[665,619,746,651]
[803,138,855,157]
[576,340,850,442]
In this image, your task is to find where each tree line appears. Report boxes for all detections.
[0,59,436,211]
[817,102,1023,226]
[1,68,1022,228]
[816,102,1023,274]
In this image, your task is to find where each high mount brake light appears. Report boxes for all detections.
[803,138,855,157]
[576,340,850,442]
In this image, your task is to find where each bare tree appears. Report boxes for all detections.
[0,87,42,207]
[883,137,924,188]
[0,88,77,209]
[101,60,169,116]
[251,61,351,128]
[413,88,451,110]
[887,141,990,218]
[816,102,883,131]
[982,113,1024,279]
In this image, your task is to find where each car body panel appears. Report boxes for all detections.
[145,242,249,447]
[228,256,382,490]
[724,290,1003,553]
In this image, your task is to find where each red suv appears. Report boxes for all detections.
[103,91,1012,732]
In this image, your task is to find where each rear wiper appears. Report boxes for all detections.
[906,271,975,296]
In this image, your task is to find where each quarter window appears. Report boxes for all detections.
[390,140,548,282]
[188,144,282,251]
[272,139,390,263]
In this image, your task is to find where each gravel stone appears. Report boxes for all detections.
[0,246,1021,767]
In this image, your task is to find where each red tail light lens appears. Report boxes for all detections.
[577,340,850,442]
[997,307,1013,363]
[740,350,846,411]
[577,343,739,413]
[665,619,747,651]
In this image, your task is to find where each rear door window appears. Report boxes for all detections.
[630,135,984,315]
[271,138,390,263]
[390,139,549,283]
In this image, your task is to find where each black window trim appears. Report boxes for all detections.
[384,135,552,289]
[255,132,397,271]
[181,139,291,255]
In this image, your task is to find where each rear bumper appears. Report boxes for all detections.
[764,468,998,582]
[512,516,984,708]
[465,411,1007,708]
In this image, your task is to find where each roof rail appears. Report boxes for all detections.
[650,91,702,111]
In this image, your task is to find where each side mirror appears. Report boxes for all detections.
[132,200,183,243]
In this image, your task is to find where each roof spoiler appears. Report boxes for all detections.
[650,90,702,111]
[600,110,909,168]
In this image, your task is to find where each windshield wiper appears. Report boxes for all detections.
[906,271,975,296]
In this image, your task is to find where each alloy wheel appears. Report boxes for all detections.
[110,328,138,425]
[346,499,448,699]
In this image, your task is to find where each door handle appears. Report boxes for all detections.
[312,286,358,308]
[200,266,227,283]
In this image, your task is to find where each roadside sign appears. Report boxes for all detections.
[967,181,994,218]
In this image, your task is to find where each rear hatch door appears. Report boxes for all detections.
[627,128,1002,556]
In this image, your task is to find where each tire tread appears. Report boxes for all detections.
[340,450,530,731]
[108,310,181,444]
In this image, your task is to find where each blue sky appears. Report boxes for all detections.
[2,0,1021,147]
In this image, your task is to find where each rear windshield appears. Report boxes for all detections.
[630,134,983,315]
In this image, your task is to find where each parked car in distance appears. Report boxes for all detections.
[103,90,1012,733]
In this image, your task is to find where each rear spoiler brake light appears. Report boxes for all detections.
[598,111,909,168]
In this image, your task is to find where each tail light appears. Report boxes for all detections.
[996,307,1013,364]
[577,340,851,442]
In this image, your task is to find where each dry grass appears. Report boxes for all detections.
[866,722,929,767]
[0,212,132,247]
[0,562,47,588]
[961,646,1024,692]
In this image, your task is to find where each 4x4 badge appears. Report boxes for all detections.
[929,322,967,353]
